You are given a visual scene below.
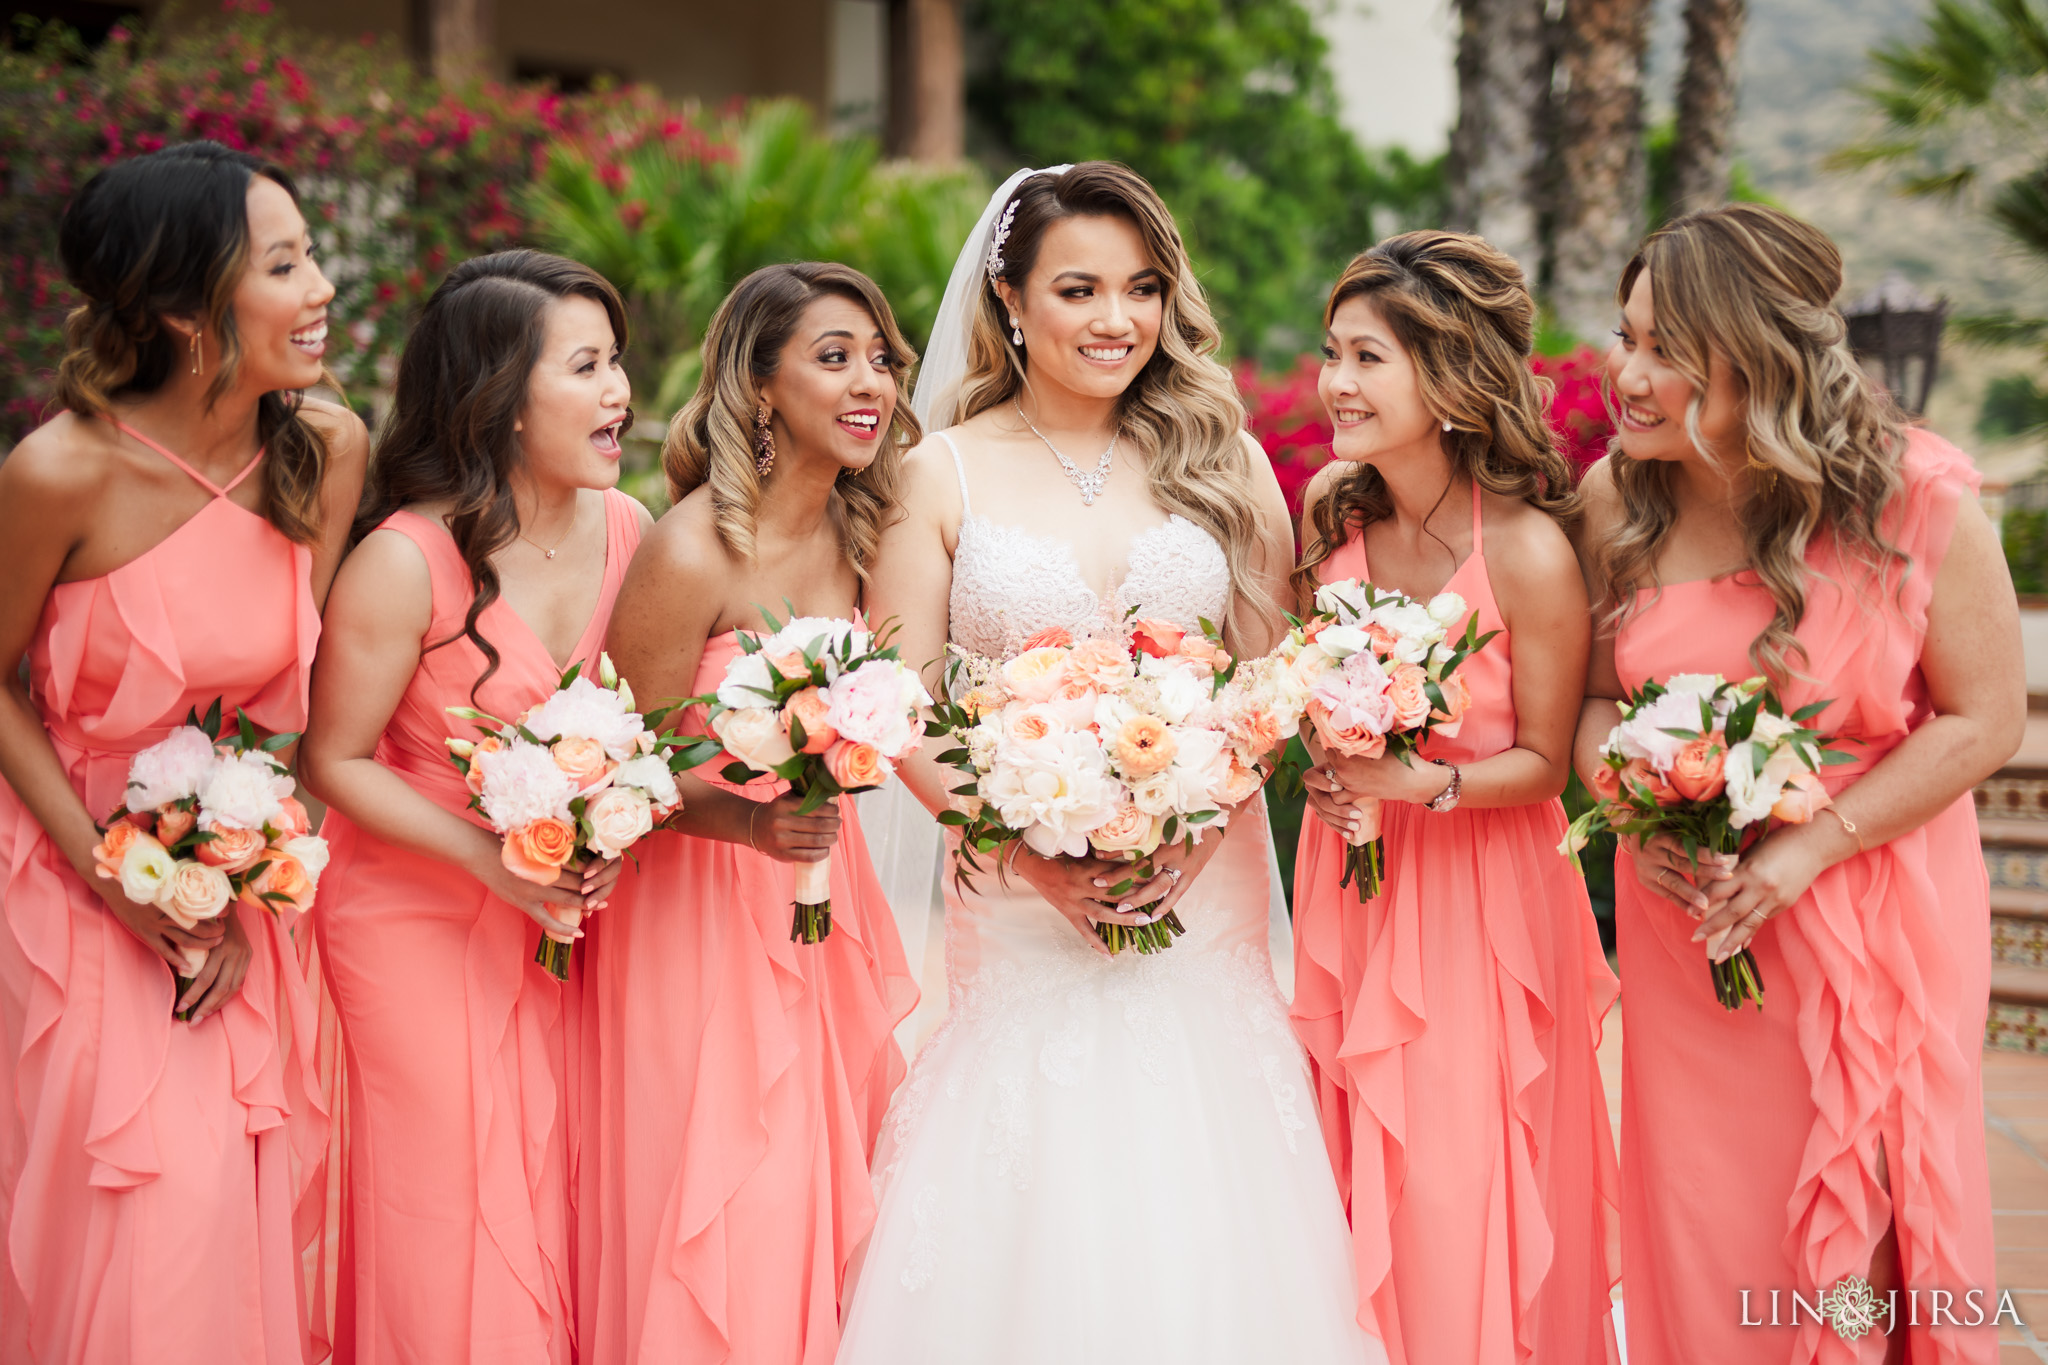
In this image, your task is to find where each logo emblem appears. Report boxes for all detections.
[1818,1275,1885,1340]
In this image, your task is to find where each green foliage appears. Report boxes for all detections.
[2005,504,2048,594]
[1981,372,2048,439]
[526,100,987,418]
[1642,117,1775,232]
[967,0,1442,366]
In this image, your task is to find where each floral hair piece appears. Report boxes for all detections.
[985,194,1021,279]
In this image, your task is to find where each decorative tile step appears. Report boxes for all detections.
[1987,1000,2048,1053]
[1976,817,2048,849]
[1986,844,2048,891]
[1992,963,2048,1008]
[1993,887,2048,920]
[1996,914,2048,967]
[1976,772,2048,822]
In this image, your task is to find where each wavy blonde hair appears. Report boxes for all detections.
[1592,203,1907,684]
[959,162,1267,628]
[1293,230,1577,604]
[664,262,919,579]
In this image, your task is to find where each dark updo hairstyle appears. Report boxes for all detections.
[354,249,630,694]
[55,140,331,543]
[1293,230,1577,605]
[663,261,918,577]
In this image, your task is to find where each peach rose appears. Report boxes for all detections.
[1114,715,1179,777]
[785,687,839,754]
[1221,758,1266,805]
[1044,678,1099,728]
[1430,672,1472,737]
[465,737,504,795]
[156,804,196,846]
[1178,634,1230,672]
[1006,704,1064,746]
[1090,803,1161,856]
[1619,757,1681,807]
[1365,623,1402,657]
[502,817,577,885]
[1230,706,1283,761]
[550,735,611,791]
[1588,760,1622,804]
[958,686,1007,720]
[1065,639,1134,688]
[1386,663,1432,730]
[825,739,886,789]
[1307,700,1388,760]
[1002,646,1072,703]
[158,859,233,929]
[1022,625,1074,651]
[1130,618,1186,659]
[1771,769,1832,824]
[1301,617,1329,644]
[273,795,313,839]
[765,647,810,679]
[1668,734,1728,803]
[196,824,268,874]
[243,850,316,916]
[92,818,145,881]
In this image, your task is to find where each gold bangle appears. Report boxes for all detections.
[1824,806,1865,854]
[745,802,763,853]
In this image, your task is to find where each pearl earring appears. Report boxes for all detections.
[1010,317,1024,347]
[1441,419,1453,433]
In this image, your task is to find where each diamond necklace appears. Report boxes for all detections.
[1014,400,1117,506]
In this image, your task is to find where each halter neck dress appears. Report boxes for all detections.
[0,418,330,1363]
[1291,480,1622,1365]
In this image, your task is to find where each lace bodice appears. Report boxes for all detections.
[939,432,1230,659]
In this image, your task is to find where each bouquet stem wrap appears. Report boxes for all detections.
[792,858,833,944]
[1336,797,1384,902]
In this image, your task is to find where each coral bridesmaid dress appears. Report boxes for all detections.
[578,627,915,1365]
[315,490,642,1364]
[1614,431,1997,1364]
[0,424,330,1363]
[1292,483,1623,1365]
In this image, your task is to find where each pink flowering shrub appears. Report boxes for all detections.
[0,2,722,443]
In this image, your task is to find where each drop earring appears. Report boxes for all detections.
[189,330,203,376]
[1441,418,1452,433]
[1010,317,1024,347]
[753,404,776,477]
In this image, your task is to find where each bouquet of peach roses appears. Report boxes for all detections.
[446,653,683,980]
[92,698,328,1018]
[1276,578,1495,900]
[930,616,1270,955]
[1559,672,1851,1010]
[672,612,930,944]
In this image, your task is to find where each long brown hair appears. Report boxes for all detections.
[55,140,332,543]
[662,262,918,579]
[1294,230,1576,604]
[1592,203,1906,684]
[956,162,1268,629]
[355,249,630,694]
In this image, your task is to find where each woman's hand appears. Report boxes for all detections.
[1690,824,1834,963]
[1624,832,1734,916]
[177,910,253,1023]
[745,790,841,864]
[1320,750,1449,804]
[469,847,591,941]
[96,880,228,975]
[577,854,625,911]
[1006,845,1157,956]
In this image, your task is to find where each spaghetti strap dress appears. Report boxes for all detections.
[1613,430,1997,1364]
[314,489,643,1364]
[1291,481,1623,1365]
[0,420,330,1363]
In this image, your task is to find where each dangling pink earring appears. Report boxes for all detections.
[753,404,776,476]
[190,330,203,376]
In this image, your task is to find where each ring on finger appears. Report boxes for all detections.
[1166,867,1182,884]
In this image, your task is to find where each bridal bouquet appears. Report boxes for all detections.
[1559,672,1851,1010]
[673,612,929,944]
[930,617,1267,955]
[446,654,682,980]
[91,698,329,1018]
[1277,579,1494,900]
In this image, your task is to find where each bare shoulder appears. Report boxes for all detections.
[1481,491,1580,587]
[621,490,656,534]
[334,523,431,595]
[1573,457,1623,539]
[896,427,968,525]
[633,488,734,590]
[0,411,120,506]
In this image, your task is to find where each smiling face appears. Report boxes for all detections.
[757,292,895,474]
[1318,294,1442,468]
[997,213,1163,402]
[1606,268,1746,466]
[226,173,335,394]
[515,292,632,491]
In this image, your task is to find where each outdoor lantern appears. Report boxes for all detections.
[1842,271,1948,417]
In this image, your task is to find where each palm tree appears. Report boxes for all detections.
[1670,0,1748,216]
[1447,0,1550,276]
[1550,0,1652,340]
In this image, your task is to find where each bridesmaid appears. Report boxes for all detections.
[1574,204,2021,1364]
[299,250,647,1363]
[1291,231,1622,1365]
[0,143,364,1361]
[589,262,918,1365]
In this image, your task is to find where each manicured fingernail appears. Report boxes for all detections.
[1117,903,1132,914]
[1092,878,1108,888]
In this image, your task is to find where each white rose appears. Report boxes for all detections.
[1128,771,1177,817]
[1426,592,1468,626]
[712,707,796,772]
[1152,668,1209,726]
[118,835,177,905]
[1663,673,1725,699]
[584,786,655,858]
[195,749,292,832]
[715,653,779,710]
[1725,742,1802,829]
[282,835,330,887]
[1313,579,1367,621]
[614,754,681,809]
[125,726,220,811]
[1748,710,1797,746]
[156,858,233,930]
[1316,624,1370,660]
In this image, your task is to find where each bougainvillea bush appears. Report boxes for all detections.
[0,2,718,443]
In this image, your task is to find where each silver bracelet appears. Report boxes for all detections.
[1426,762,1462,813]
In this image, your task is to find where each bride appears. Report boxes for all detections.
[837,163,1380,1362]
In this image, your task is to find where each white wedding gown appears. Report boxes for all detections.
[836,439,1380,1364]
